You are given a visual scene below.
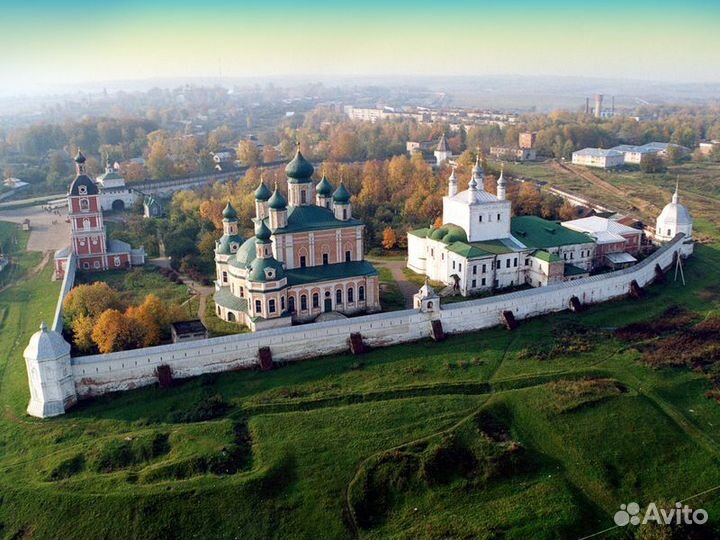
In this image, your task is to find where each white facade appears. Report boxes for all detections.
[96,164,138,211]
[572,148,625,169]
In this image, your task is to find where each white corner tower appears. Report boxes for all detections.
[24,322,77,418]
[655,180,693,256]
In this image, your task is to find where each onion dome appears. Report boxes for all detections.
[332,181,351,204]
[254,179,271,201]
[222,202,237,220]
[74,150,86,164]
[247,257,285,283]
[254,220,272,243]
[268,187,287,210]
[285,148,314,183]
[316,175,333,197]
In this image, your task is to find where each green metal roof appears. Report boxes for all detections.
[268,188,287,210]
[285,260,378,286]
[564,263,589,276]
[428,223,468,244]
[286,149,314,182]
[316,175,333,196]
[332,181,351,203]
[511,216,594,249]
[445,238,515,259]
[222,202,237,219]
[254,180,271,201]
[216,234,244,255]
[274,205,361,234]
[531,249,561,263]
[214,286,248,313]
[408,228,430,238]
[247,256,286,283]
[231,237,257,268]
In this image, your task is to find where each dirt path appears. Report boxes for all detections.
[373,259,416,308]
[549,160,662,217]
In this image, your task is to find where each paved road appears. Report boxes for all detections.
[0,206,70,252]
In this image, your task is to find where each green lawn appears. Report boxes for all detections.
[1,165,720,540]
[377,266,406,311]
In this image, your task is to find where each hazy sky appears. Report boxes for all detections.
[2,0,719,91]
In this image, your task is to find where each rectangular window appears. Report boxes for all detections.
[301,190,307,204]
[482,264,486,273]
[481,278,486,286]
[323,253,329,265]
[345,250,351,262]
[359,286,365,301]
[513,258,518,267]
[497,213,501,221]
[472,266,477,275]
[525,258,529,266]
[458,263,462,272]
[506,259,510,268]
[471,279,476,288]
[452,261,456,270]
[222,271,228,283]
[255,300,261,314]
[240,287,244,298]
[269,299,276,313]
[300,255,306,268]
[479,215,483,223]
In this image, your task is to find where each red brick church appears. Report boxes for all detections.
[54,151,145,280]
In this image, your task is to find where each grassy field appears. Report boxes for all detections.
[1,160,720,540]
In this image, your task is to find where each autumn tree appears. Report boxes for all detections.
[238,140,260,167]
[558,201,577,221]
[382,227,398,250]
[432,216,443,228]
[513,182,542,216]
[92,309,135,354]
[70,315,95,352]
[262,145,281,163]
[63,282,122,323]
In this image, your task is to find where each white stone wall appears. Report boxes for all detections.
[65,235,687,400]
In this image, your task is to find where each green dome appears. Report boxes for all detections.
[255,220,272,242]
[216,234,244,255]
[247,257,286,283]
[332,181,351,203]
[428,224,467,244]
[268,188,287,210]
[222,202,237,220]
[230,237,257,268]
[254,180,271,201]
[316,175,333,196]
[285,148,314,182]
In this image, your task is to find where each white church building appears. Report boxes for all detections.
[407,161,694,296]
[654,181,694,257]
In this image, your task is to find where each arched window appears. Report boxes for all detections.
[80,198,89,211]
[83,218,90,229]
[359,286,365,301]
[348,287,354,303]
[227,312,236,322]
[312,293,319,308]
[300,294,308,311]
[288,296,295,313]
[336,289,343,305]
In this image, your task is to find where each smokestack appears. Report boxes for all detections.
[594,94,603,118]
[611,96,615,115]
[584,97,589,114]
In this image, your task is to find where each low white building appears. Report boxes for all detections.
[407,161,597,295]
[572,148,625,169]
[95,161,138,211]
